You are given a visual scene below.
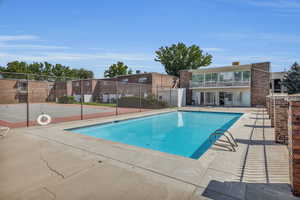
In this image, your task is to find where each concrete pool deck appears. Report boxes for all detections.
[0,107,298,199]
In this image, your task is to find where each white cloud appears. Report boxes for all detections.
[219,54,298,64]
[219,0,300,15]
[214,33,300,43]
[0,43,71,50]
[202,48,224,52]
[0,35,39,41]
[45,52,152,61]
[88,47,106,50]
[0,52,153,62]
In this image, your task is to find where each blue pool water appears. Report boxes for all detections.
[69,111,242,159]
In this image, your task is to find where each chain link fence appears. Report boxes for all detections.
[0,72,182,128]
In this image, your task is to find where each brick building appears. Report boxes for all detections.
[0,79,71,104]
[0,73,177,104]
[69,72,178,103]
[180,62,270,107]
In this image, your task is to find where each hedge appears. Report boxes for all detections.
[57,96,75,104]
[117,96,168,109]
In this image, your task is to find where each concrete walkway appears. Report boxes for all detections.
[0,108,298,200]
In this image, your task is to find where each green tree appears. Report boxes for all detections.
[75,68,94,79]
[0,61,94,80]
[104,62,132,78]
[6,61,28,73]
[282,62,300,94]
[155,42,212,76]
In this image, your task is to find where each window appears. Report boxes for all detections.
[192,73,204,82]
[219,72,233,82]
[205,73,212,82]
[18,81,27,91]
[138,77,148,83]
[74,82,80,87]
[224,92,233,101]
[242,71,250,81]
[212,73,218,82]
[234,71,242,82]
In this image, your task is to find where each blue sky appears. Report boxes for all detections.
[0,0,299,77]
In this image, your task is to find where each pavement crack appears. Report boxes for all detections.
[43,187,57,200]
[38,141,65,179]
[40,154,65,179]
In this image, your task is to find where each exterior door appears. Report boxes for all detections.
[224,92,233,106]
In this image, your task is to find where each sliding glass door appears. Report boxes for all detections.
[205,92,216,105]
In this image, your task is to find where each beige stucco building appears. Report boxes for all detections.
[180,62,270,107]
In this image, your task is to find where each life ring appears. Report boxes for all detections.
[37,114,52,126]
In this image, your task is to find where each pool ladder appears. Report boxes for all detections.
[209,129,238,152]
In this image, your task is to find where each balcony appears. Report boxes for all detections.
[190,81,250,88]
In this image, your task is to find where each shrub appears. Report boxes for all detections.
[117,95,168,109]
[58,96,75,104]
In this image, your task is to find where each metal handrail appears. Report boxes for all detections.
[209,129,238,152]
[215,129,238,147]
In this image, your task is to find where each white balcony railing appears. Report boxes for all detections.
[190,81,250,88]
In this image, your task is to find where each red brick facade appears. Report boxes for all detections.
[71,73,178,97]
[288,97,300,196]
[179,70,192,105]
[0,73,177,104]
[275,96,289,143]
[250,62,270,107]
[266,95,289,144]
[267,95,300,195]
[0,79,71,104]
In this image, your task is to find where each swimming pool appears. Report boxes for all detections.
[69,111,242,159]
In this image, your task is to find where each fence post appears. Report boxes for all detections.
[156,85,158,100]
[26,74,29,127]
[115,81,118,115]
[169,87,172,107]
[80,79,83,120]
[139,85,142,112]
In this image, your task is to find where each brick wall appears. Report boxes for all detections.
[179,70,192,105]
[92,80,152,102]
[116,73,177,95]
[251,62,270,107]
[269,98,275,126]
[151,73,178,94]
[116,73,152,84]
[288,96,300,196]
[152,73,177,87]
[274,96,289,144]
[54,81,71,99]
[266,96,271,117]
[28,81,50,103]
[0,79,20,104]
[0,79,73,104]
[72,80,97,95]
[266,95,289,143]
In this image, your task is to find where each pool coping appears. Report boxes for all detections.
[65,110,243,130]
[22,107,256,188]
[65,110,243,159]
